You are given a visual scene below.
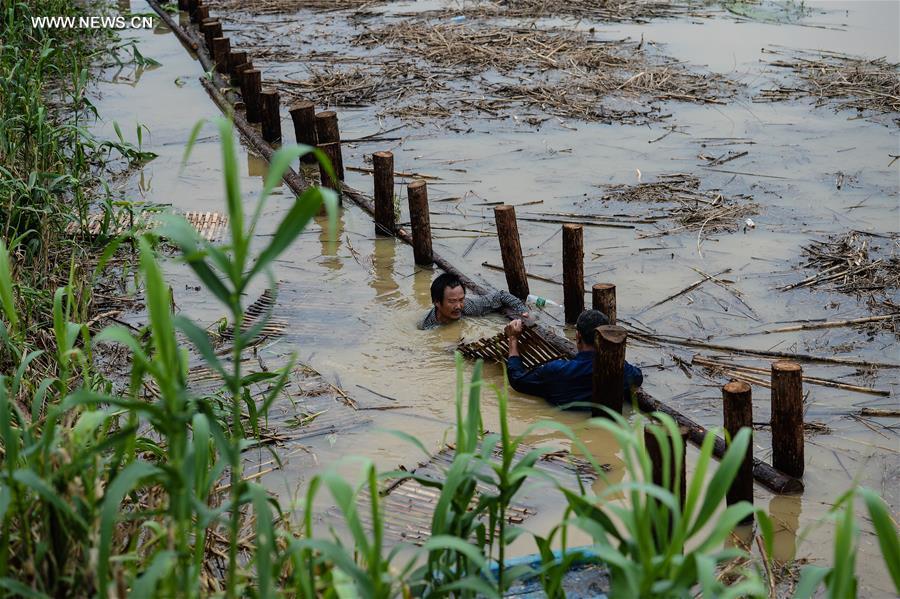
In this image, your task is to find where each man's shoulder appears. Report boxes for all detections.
[418,308,438,330]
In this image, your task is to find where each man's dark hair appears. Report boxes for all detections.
[576,309,610,345]
[431,273,465,304]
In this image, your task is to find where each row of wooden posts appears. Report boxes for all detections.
[173,0,805,511]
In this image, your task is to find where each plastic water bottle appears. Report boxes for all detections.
[525,294,563,324]
[526,294,562,310]
[450,15,466,23]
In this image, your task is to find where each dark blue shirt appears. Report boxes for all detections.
[507,351,643,409]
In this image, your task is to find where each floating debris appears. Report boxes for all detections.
[780,231,899,333]
[346,21,736,123]
[599,174,758,239]
[757,47,900,121]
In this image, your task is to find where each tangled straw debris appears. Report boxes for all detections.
[395,0,714,22]
[208,0,383,15]
[781,231,899,332]
[347,21,736,122]
[757,47,900,120]
[599,174,759,239]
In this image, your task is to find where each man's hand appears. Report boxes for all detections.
[505,319,524,339]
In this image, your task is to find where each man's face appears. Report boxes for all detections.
[436,285,466,323]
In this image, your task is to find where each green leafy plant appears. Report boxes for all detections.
[552,412,771,597]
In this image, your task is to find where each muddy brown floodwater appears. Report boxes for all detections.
[96,0,897,594]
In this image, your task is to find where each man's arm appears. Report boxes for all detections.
[625,361,644,390]
[504,319,553,397]
[463,290,527,317]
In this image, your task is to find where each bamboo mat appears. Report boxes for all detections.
[67,210,227,242]
[350,443,601,545]
[457,325,567,370]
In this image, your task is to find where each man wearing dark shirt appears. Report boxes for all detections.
[418,272,528,330]
[504,309,643,409]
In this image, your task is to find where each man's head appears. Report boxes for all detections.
[575,309,610,349]
[431,273,466,323]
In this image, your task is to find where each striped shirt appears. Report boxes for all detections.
[418,290,527,330]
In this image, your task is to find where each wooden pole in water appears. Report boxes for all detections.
[722,380,754,522]
[562,224,584,324]
[315,111,343,179]
[644,424,688,507]
[228,50,247,74]
[314,110,340,143]
[211,37,230,74]
[193,4,208,23]
[373,151,395,235]
[187,0,199,20]
[592,283,617,324]
[177,0,188,11]
[288,101,318,163]
[493,205,529,300]
[233,61,252,88]
[407,179,433,265]
[592,325,627,417]
[201,20,222,51]
[316,142,342,201]
[241,69,262,124]
[260,89,282,144]
[771,361,804,478]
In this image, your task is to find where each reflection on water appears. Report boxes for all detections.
[769,494,802,563]
[317,212,344,272]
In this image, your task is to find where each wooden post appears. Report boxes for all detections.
[316,142,342,200]
[493,205,529,300]
[201,20,222,51]
[177,0,188,10]
[722,380,754,522]
[644,424,688,507]
[373,151,395,235]
[233,61,252,88]
[288,101,317,163]
[260,89,282,144]
[592,283,617,324]
[187,0,199,20]
[591,325,627,417]
[227,50,247,74]
[771,361,804,478]
[193,4,208,22]
[314,111,343,179]
[241,69,262,124]
[407,179,433,265]
[562,224,584,324]
[314,110,340,143]
[211,37,230,74]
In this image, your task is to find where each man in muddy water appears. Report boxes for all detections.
[418,272,528,330]
[504,309,643,409]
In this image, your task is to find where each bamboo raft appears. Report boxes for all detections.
[220,288,288,341]
[67,209,228,242]
[457,325,566,370]
[351,443,599,545]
